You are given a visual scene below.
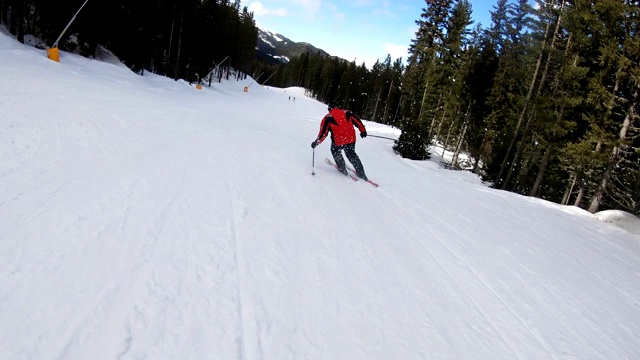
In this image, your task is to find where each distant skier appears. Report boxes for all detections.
[311,101,368,180]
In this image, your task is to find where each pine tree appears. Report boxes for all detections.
[588,0,639,213]
[433,0,473,166]
[552,0,639,214]
[504,0,568,192]
[464,26,499,173]
[394,0,454,160]
[481,0,534,186]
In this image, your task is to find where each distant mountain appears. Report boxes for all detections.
[255,24,330,64]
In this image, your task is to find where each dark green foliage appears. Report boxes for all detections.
[463,33,499,165]
[1,0,257,80]
[393,123,430,160]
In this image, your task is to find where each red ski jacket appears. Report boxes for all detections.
[315,108,366,147]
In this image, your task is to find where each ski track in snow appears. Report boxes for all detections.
[2,125,249,358]
[373,167,637,359]
[228,181,249,360]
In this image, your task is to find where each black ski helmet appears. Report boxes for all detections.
[327,101,339,111]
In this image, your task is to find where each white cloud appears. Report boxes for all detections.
[248,0,321,18]
[384,43,408,61]
[292,0,322,14]
[248,1,288,17]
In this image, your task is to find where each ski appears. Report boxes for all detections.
[325,158,358,181]
[346,166,379,188]
[325,158,379,187]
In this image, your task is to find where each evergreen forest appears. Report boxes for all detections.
[1,0,638,216]
[0,0,258,82]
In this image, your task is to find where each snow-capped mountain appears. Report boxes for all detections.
[256,23,330,64]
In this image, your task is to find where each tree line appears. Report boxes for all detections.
[264,0,639,216]
[0,0,258,83]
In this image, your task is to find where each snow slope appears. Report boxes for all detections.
[1,30,640,359]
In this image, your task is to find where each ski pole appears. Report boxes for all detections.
[312,147,316,176]
[368,134,397,141]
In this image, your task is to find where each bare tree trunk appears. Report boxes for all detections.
[434,107,447,144]
[574,139,602,207]
[372,85,383,122]
[8,0,15,35]
[441,121,454,159]
[434,88,455,144]
[382,80,394,123]
[472,132,487,174]
[451,120,469,168]
[452,102,473,167]
[502,110,536,189]
[516,141,542,191]
[584,72,619,210]
[530,143,554,197]
[417,86,428,124]
[574,183,586,207]
[0,0,6,25]
[392,96,403,127]
[15,0,24,43]
[588,160,613,213]
[532,95,569,196]
[502,2,566,189]
[562,172,577,205]
[536,0,565,100]
[441,105,462,158]
[427,93,442,141]
[495,19,552,187]
[173,9,184,81]
[588,85,637,213]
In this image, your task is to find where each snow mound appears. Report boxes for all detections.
[0,25,17,49]
[94,45,131,70]
[595,210,640,236]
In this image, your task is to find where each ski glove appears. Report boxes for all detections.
[360,131,367,138]
[311,140,318,149]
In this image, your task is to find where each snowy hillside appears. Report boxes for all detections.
[1,30,640,359]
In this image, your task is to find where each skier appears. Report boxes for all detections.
[311,101,369,180]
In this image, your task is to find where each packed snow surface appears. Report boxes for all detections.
[1,29,639,359]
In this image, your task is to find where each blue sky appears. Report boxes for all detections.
[242,0,499,68]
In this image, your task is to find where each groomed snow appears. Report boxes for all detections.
[1,29,640,359]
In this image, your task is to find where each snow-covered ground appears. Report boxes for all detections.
[1,29,640,359]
